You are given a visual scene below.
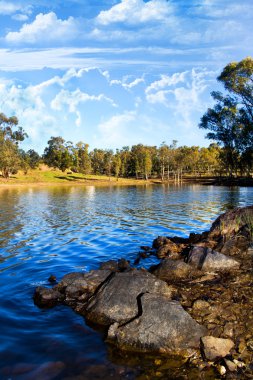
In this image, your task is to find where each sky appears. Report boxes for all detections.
[0,0,252,153]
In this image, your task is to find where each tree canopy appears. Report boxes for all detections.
[199,57,253,176]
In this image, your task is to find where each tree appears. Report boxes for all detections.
[0,113,28,178]
[199,57,253,176]
[43,136,72,172]
[27,149,41,169]
[74,142,91,174]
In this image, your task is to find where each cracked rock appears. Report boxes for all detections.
[85,270,175,326]
[107,293,207,355]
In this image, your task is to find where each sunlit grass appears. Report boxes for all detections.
[0,166,148,186]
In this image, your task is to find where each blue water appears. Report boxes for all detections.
[0,184,252,379]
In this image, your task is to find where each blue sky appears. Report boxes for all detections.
[0,0,252,153]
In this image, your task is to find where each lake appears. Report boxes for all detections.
[0,184,252,379]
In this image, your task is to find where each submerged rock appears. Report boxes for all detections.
[107,294,207,355]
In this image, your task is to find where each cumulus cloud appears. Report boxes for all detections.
[96,0,175,25]
[51,88,117,127]
[6,12,79,44]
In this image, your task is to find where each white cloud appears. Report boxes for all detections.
[12,13,29,21]
[0,1,21,14]
[145,72,188,94]
[51,88,117,127]
[96,0,175,25]
[97,111,136,146]
[6,12,79,44]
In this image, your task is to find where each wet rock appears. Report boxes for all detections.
[99,259,131,272]
[85,270,174,325]
[107,294,207,355]
[187,246,240,272]
[48,275,57,283]
[34,270,112,308]
[201,336,234,361]
[99,260,119,271]
[34,287,64,307]
[152,258,195,281]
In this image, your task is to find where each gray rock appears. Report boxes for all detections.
[34,270,112,308]
[85,270,174,325]
[201,336,234,360]
[152,258,194,281]
[107,293,207,355]
[188,246,240,272]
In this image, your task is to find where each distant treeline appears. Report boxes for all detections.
[0,57,252,180]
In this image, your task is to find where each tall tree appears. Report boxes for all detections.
[43,136,72,172]
[199,57,253,176]
[0,113,28,178]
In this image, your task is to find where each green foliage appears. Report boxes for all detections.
[199,57,253,176]
[0,113,28,178]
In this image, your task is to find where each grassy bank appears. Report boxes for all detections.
[0,166,151,187]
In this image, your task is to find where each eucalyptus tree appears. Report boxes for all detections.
[199,57,253,176]
[43,136,73,172]
[0,113,28,178]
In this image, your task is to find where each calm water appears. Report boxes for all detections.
[0,184,252,379]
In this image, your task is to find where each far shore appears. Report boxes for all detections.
[0,167,252,189]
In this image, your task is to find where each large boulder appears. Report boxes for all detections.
[152,258,195,281]
[187,246,240,272]
[85,270,175,325]
[107,293,207,355]
[210,206,253,240]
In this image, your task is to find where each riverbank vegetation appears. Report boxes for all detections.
[0,58,252,183]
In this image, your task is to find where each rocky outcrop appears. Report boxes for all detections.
[34,206,253,377]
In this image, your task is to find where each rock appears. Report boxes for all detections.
[107,294,207,355]
[99,260,119,271]
[152,258,194,281]
[85,270,174,325]
[210,206,253,240]
[34,270,112,308]
[201,336,234,361]
[152,236,172,249]
[34,287,64,308]
[187,246,240,272]
[99,259,131,272]
[48,275,56,283]
[224,359,237,372]
[118,258,131,271]
[156,240,182,259]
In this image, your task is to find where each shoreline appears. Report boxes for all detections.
[0,175,252,189]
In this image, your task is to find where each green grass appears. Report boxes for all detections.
[0,166,148,186]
